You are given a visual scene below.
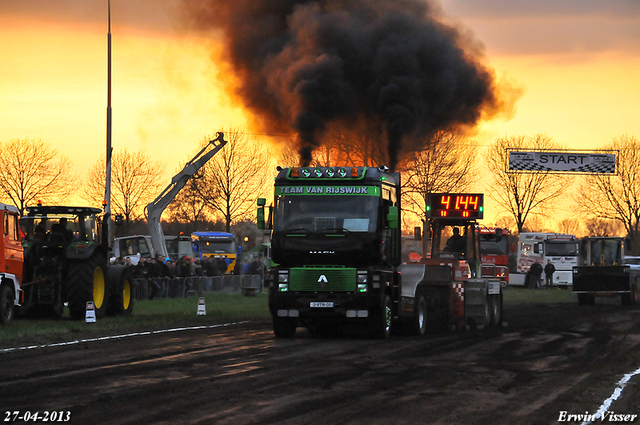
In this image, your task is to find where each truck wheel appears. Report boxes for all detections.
[0,285,15,324]
[370,295,392,339]
[273,316,296,338]
[107,265,134,316]
[67,255,109,320]
[490,293,503,327]
[412,294,427,336]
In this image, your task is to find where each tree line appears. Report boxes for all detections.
[0,130,638,249]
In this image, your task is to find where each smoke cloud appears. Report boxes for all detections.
[185,0,510,170]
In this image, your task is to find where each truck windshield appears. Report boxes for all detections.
[274,195,378,234]
[200,241,235,254]
[23,213,97,242]
[590,239,621,266]
[546,241,578,256]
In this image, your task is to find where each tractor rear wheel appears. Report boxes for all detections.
[412,294,427,336]
[107,265,134,316]
[67,255,108,320]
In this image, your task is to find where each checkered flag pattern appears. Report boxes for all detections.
[509,161,551,172]
[568,162,616,173]
[452,283,464,302]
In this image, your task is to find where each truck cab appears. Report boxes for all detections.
[259,165,401,338]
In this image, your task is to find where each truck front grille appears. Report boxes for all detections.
[289,267,356,292]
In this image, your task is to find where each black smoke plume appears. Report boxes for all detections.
[185,0,506,170]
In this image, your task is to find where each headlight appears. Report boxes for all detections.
[278,283,289,292]
[357,272,368,284]
[357,283,367,293]
[278,271,289,283]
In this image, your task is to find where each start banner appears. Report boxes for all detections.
[507,150,617,174]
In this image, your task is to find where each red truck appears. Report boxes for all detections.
[479,227,510,284]
[0,203,23,324]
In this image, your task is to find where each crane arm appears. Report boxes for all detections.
[146,132,227,258]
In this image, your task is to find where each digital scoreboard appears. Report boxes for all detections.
[427,193,484,219]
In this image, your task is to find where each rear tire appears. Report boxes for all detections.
[0,285,15,324]
[489,293,503,327]
[412,294,427,336]
[67,255,109,320]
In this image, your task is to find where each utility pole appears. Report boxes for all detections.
[104,0,113,247]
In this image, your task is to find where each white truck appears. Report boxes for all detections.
[512,232,579,287]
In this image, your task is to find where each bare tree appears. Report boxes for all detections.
[165,176,212,227]
[195,128,272,232]
[84,149,165,229]
[400,131,477,225]
[485,134,572,233]
[522,215,549,233]
[575,135,640,251]
[0,138,75,215]
[494,215,517,234]
[557,217,582,236]
[278,142,301,168]
[583,217,623,237]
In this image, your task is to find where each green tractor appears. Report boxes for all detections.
[19,205,133,320]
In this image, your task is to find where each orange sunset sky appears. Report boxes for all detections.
[1,0,639,227]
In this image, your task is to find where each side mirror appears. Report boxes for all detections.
[494,228,502,242]
[414,226,422,241]
[387,206,399,229]
[257,198,266,230]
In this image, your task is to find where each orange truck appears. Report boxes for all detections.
[0,203,23,324]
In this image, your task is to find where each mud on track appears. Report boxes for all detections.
[2,300,640,425]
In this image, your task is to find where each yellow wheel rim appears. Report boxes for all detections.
[93,266,106,309]
[123,279,131,310]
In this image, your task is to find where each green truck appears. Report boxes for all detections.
[258,165,503,338]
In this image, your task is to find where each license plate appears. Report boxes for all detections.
[310,302,334,308]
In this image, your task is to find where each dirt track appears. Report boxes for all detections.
[2,298,640,425]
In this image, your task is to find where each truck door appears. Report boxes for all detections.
[3,210,23,280]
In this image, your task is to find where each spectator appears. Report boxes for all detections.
[216,257,228,275]
[135,257,148,279]
[528,261,543,289]
[248,257,262,275]
[194,259,204,276]
[544,260,556,289]
[204,257,217,276]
